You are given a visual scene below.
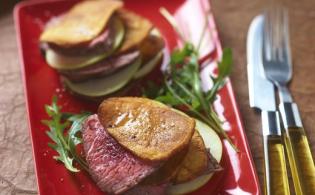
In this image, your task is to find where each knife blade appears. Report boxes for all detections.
[247,15,290,195]
[247,15,275,112]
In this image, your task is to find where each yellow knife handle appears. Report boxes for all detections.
[263,135,290,195]
[283,127,315,194]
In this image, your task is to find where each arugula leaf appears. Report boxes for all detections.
[142,81,163,99]
[218,48,233,78]
[206,48,233,103]
[42,97,91,172]
[68,113,90,145]
[144,9,237,151]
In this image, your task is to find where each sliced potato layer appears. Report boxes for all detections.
[167,119,223,195]
[44,16,125,70]
[117,9,153,52]
[142,147,188,185]
[172,130,208,184]
[139,33,164,65]
[98,97,195,161]
[134,33,165,78]
[40,0,123,46]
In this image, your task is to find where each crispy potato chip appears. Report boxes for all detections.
[117,9,153,52]
[98,97,195,161]
[173,130,208,184]
[40,0,123,46]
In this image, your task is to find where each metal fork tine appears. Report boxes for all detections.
[270,11,276,61]
[272,7,282,62]
[264,9,272,61]
[272,7,279,62]
[277,7,283,61]
[282,9,292,67]
[275,7,284,62]
[265,7,279,62]
[264,6,291,64]
[262,5,292,85]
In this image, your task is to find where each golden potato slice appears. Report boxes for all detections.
[117,9,153,52]
[40,0,123,46]
[172,130,208,184]
[98,97,195,161]
[140,34,164,65]
[142,146,188,185]
[132,33,165,78]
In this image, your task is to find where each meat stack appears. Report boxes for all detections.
[40,0,164,100]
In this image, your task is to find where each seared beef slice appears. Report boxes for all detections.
[82,114,159,194]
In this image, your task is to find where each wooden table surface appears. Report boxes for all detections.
[0,0,314,194]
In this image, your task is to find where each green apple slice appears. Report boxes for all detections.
[167,119,223,195]
[63,57,141,98]
[133,50,163,79]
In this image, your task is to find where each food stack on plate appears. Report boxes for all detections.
[39,0,164,100]
[82,97,222,194]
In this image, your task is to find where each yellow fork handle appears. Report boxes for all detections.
[283,127,315,195]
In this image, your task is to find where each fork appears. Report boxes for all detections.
[262,6,315,195]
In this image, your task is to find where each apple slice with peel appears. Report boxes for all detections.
[63,57,141,98]
[167,119,223,195]
[133,50,163,79]
[133,29,165,79]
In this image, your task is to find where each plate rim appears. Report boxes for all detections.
[13,0,260,194]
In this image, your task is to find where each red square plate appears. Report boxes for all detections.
[14,0,260,194]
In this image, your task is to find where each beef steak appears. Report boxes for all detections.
[82,114,159,194]
[60,50,140,82]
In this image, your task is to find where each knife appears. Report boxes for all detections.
[247,15,290,195]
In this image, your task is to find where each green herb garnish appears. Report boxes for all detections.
[42,97,91,172]
[144,8,237,150]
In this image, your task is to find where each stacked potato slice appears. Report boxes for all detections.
[40,0,164,99]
